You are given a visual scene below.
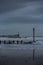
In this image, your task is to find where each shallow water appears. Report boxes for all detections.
[0,43,43,65]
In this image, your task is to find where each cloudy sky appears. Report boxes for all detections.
[0,0,43,36]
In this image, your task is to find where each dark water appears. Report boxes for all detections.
[0,44,43,65]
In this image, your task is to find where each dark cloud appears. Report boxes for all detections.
[0,0,43,13]
[0,0,43,24]
[0,0,43,35]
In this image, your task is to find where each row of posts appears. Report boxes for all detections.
[0,40,23,44]
[0,40,33,44]
[0,28,35,44]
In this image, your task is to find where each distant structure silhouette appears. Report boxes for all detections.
[33,28,35,42]
[17,32,20,38]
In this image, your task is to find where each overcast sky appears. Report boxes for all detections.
[0,0,43,36]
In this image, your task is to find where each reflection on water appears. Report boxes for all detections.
[0,43,43,65]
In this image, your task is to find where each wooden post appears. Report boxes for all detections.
[4,40,6,44]
[21,40,23,44]
[9,40,11,44]
[13,40,15,44]
[33,28,35,42]
[0,40,1,44]
[17,40,19,44]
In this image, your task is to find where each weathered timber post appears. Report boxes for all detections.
[17,40,19,44]
[0,40,1,44]
[13,40,15,44]
[9,40,11,44]
[21,40,23,44]
[4,40,6,44]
